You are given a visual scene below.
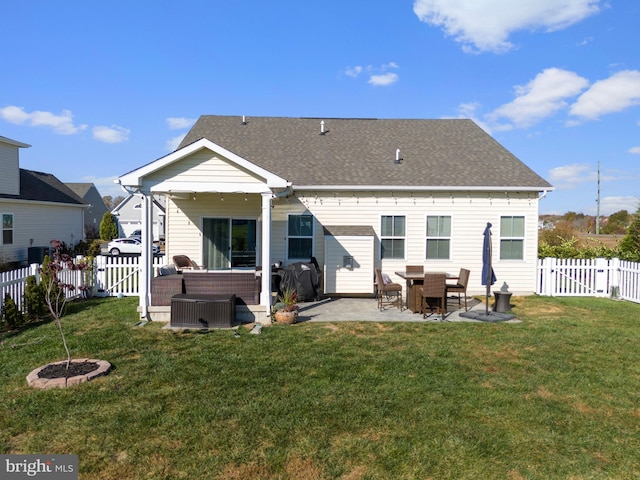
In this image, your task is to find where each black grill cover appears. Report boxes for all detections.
[278,261,320,302]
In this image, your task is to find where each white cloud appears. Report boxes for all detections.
[488,68,589,128]
[92,125,130,143]
[166,117,196,130]
[455,102,493,133]
[577,36,593,46]
[548,163,596,190]
[569,70,640,120]
[629,146,640,154]
[369,72,399,87]
[413,0,602,53]
[597,196,640,216]
[165,134,186,152]
[345,66,363,78]
[345,62,399,86]
[0,105,87,134]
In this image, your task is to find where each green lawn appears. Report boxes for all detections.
[1,295,639,479]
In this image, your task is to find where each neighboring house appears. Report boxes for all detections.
[111,193,165,241]
[66,182,109,235]
[0,135,86,265]
[118,115,554,318]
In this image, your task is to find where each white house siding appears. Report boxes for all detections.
[0,200,84,263]
[324,235,375,295]
[164,193,261,268]
[162,189,539,295]
[271,190,540,296]
[0,142,20,196]
[146,150,265,189]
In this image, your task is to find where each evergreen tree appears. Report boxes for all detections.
[99,211,119,241]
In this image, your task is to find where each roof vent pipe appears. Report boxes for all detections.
[320,120,326,135]
[242,115,247,125]
[395,148,403,164]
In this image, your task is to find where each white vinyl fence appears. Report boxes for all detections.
[94,255,164,298]
[536,257,640,304]
[0,255,165,313]
[2,256,639,315]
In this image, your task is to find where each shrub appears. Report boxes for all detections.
[24,275,47,322]
[538,236,620,259]
[618,206,640,262]
[75,239,104,257]
[1,293,24,331]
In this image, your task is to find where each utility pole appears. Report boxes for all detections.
[595,161,600,235]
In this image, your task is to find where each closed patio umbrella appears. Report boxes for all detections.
[481,222,497,316]
[460,222,514,322]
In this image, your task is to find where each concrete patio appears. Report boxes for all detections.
[293,295,520,323]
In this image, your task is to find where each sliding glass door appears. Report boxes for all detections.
[203,218,256,269]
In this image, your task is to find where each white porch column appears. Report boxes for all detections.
[260,192,273,314]
[139,192,153,318]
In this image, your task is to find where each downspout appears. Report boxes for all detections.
[273,184,293,199]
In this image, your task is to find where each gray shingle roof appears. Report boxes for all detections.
[179,115,552,190]
[65,182,94,198]
[0,169,85,204]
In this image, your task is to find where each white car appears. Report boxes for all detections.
[107,238,160,256]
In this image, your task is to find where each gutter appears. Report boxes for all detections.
[272,184,293,199]
[295,185,555,192]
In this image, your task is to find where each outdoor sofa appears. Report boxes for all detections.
[151,269,261,307]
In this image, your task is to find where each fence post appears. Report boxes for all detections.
[594,257,608,296]
[609,257,621,298]
[29,263,39,280]
[95,255,106,297]
[541,257,555,296]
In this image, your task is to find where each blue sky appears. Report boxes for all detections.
[1,0,639,216]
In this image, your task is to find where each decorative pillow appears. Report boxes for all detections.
[382,273,392,284]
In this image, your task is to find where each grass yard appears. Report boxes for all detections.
[1,295,639,479]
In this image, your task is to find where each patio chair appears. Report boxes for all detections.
[446,268,470,312]
[172,255,201,272]
[405,265,424,275]
[420,273,447,320]
[375,268,403,311]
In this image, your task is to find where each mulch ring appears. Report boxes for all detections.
[27,358,111,389]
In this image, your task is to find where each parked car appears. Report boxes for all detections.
[107,238,160,256]
[129,229,141,240]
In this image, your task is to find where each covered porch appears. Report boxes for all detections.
[117,138,292,321]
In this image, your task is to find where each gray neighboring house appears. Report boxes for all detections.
[66,183,109,236]
[111,193,165,241]
[0,135,86,265]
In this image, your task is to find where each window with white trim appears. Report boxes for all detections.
[2,213,14,245]
[500,216,525,260]
[287,214,313,259]
[426,215,451,260]
[381,215,405,259]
